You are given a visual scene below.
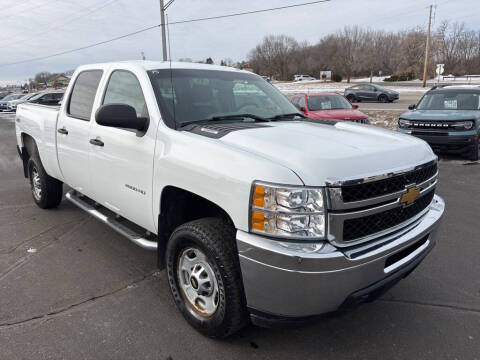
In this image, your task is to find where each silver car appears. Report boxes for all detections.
[0,94,24,111]
[7,92,38,111]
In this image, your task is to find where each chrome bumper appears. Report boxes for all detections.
[236,195,445,318]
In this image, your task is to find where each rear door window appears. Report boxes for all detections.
[68,70,103,120]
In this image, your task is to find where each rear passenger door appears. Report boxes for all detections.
[57,70,103,196]
[88,69,155,231]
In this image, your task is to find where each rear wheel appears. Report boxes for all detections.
[27,156,63,209]
[378,94,388,103]
[166,218,248,338]
[346,94,356,103]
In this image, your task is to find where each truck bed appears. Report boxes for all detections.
[15,102,63,181]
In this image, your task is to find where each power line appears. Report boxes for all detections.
[0,0,332,68]
[167,0,331,26]
[0,0,121,46]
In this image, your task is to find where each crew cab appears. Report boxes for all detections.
[398,85,480,161]
[290,92,369,123]
[15,61,444,338]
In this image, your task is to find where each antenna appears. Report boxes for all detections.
[166,14,176,128]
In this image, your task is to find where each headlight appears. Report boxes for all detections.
[451,121,474,130]
[250,182,326,240]
[398,118,412,128]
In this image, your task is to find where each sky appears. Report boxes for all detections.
[0,0,477,84]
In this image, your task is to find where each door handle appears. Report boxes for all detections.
[89,138,104,147]
[57,128,68,135]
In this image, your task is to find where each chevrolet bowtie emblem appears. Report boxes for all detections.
[400,186,421,206]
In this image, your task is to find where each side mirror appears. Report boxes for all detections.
[95,103,148,132]
[352,104,359,109]
[299,106,306,112]
[408,104,416,110]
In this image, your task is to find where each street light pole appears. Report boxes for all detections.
[159,0,175,61]
[422,4,433,88]
[159,0,168,61]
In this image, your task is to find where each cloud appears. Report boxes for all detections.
[0,0,477,82]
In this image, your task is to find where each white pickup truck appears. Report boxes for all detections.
[15,61,444,338]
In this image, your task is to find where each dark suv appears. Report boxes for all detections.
[344,83,399,103]
[397,85,480,161]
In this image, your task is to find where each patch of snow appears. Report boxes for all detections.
[352,76,390,82]
[273,82,427,94]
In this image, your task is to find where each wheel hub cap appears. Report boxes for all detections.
[31,167,42,201]
[177,247,219,317]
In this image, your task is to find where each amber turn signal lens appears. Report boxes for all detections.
[253,185,265,207]
[251,211,265,231]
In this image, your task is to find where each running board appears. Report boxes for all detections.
[65,190,157,251]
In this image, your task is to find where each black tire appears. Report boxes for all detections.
[469,141,479,161]
[166,218,248,338]
[27,155,63,209]
[346,94,356,103]
[378,94,388,103]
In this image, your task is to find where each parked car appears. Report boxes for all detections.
[397,85,480,161]
[290,93,369,123]
[0,91,12,100]
[15,61,444,338]
[260,75,271,82]
[0,93,24,111]
[27,90,64,106]
[294,74,316,82]
[345,83,399,103]
[7,92,38,112]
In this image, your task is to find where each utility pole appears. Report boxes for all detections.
[422,4,433,88]
[159,0,175,61]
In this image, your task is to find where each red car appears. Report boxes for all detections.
[290,93,369,123]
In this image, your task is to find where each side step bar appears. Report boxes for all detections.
[65,190,157,251]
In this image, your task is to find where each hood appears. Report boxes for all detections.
[401,109,480,121]
[307,108,367,120]
[218,121,434,186]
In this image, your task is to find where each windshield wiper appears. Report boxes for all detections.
[180,114,270,127]
[267,112,306,121]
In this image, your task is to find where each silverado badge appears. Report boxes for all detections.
[400,186,421,206]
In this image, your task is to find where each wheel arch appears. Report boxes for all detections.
[19,133,38,178]
[157,186,235,269]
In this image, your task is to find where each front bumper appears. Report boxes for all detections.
[398,129,478,153]
[237,195,444,322]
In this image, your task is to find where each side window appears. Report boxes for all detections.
[291,97,299,106]
[103,70,148,118]
[68,70,103,120]
[298,96,306,108]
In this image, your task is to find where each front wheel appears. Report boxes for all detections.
[469,141,479,161]
[378,94,389,103]
[166,218,248,338]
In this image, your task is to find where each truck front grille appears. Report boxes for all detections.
[326,160,438,247]
[341,161,437,203]
[406,120,474,131]
[343,190,434,241]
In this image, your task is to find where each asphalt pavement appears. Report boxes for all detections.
[0,112,479,360]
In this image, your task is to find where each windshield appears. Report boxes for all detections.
[308,95,352,110]
[417,91,480,110]
[148,69,299,128]
[3,94,21,101]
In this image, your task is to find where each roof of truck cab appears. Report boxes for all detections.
[76,60,252,74]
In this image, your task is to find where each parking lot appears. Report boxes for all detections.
[0,111,479,359]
